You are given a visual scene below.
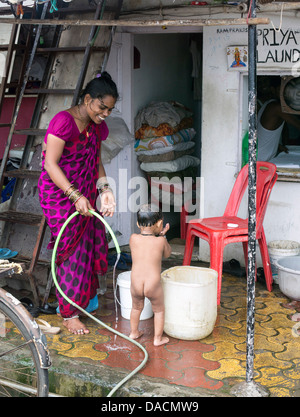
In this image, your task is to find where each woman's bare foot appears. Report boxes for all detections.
[129,330,144,340]
[63,317,89,335]
[153,336,169,346]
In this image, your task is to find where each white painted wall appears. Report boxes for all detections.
[0,19,14,81]
[201,15,300,265]
[133,34,195,116]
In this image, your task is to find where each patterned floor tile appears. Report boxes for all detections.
[206,358,248,380]
[253,351,292,370]
[170,367,224,390]
[167,350,220,371]
[41,262,300,397]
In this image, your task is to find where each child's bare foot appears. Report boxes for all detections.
[153,336,169,346]
[129,331,144,340]
[63,317,89,335]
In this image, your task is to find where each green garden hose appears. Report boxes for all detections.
[51,210,148,397]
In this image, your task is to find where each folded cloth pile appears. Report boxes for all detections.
[134,101,199,206]
[135,101,194,138]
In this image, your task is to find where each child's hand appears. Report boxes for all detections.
[160,223,170,236]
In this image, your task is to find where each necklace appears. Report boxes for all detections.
[77,104,91,123]
[76,105,90,136]
[77,104,86,121]
[141,233,158,237]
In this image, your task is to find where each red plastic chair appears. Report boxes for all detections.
[183,162,278,305]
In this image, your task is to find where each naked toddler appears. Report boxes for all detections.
[129,204,171,346]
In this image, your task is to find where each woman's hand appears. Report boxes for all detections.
[100,191,116,217]
[75,196,94,217]
[160,223,170,236]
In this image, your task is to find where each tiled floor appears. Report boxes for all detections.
[40,255,300,398]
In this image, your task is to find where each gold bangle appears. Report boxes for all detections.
[68,189,83,204]
[73,195,84,204]
[64,183,74,195]
[96,178,108,189]
[69,191,82,204]
[64,185,76,197]
[100,189,113,195]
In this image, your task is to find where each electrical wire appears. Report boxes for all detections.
[51,210,148,397]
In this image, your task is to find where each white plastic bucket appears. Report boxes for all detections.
[276,256,300,301]
[268,240,300,284]
[116,271,153,320]
[161,266,218,340]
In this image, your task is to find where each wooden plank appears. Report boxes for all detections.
[13,128,47,135]
[0,17,270,27]
[3,169,41,179]
[0,211,43,225]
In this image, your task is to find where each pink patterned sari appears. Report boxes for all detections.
[38,111,108,318]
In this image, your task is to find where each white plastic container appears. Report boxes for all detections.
[276,256,300,301]
[161,266,218,340]
[268,240,300,284]
[116,271,153,320]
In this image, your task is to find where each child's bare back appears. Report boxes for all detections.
[128,204,171,346]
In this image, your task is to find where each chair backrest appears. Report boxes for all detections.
[224,162,277,230]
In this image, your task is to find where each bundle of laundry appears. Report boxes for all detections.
[102,113,134,165]
[134,101,199,206]
[136,141,195,163]
[134,127,196,153]
[134,101,194,140]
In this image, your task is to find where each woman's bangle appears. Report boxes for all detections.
[100,188,113,196]
[97,179,113,195]
[73,194,84,204]
[68,189,77,200]
[68,189,83,204]
[96,178,109,189]
[64,183,74,195]
[70,191,83,204]
[99,186,113,194]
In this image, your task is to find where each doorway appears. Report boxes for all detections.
[132,32,203,239]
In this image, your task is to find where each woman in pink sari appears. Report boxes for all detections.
[38,72,118,335]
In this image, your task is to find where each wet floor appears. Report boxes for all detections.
[38,249,300,398]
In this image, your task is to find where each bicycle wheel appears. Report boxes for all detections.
[0,300,49,397]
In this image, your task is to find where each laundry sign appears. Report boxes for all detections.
[257,27,300,70]
[220,25,300,72]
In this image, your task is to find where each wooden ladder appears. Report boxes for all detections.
[0,0,123,307]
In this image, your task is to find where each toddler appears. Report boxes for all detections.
[129,204,171,346]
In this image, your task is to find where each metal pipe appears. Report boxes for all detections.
[0,378,64,397]
[246,0,258,384]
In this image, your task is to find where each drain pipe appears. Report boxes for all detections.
[246,0,257,385]
[231,0,269,397]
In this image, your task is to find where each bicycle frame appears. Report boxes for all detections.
[0,288,51,370]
